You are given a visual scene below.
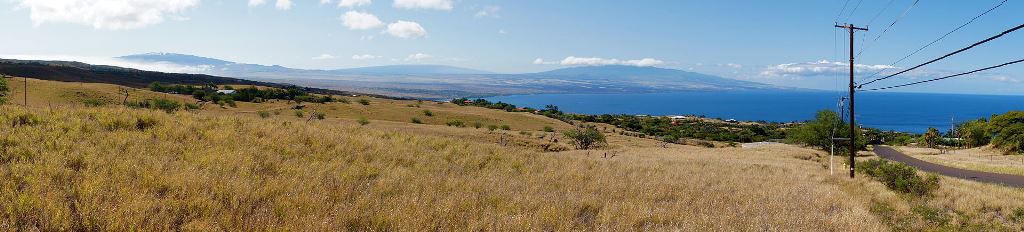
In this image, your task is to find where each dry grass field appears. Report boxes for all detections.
[3,77,1024,231]
[896,146,1024,176]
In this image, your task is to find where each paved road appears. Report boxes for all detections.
[873,146,1024,188]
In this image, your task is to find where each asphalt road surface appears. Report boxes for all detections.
[873,146,1024,188]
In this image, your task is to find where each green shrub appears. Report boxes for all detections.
[563,126,606,150]
[184,103,200,110]
[857,159,940,196]
[127,98,181,113]
[358,99,370,105]
[256,109,272,118]
[0,76,10,105]
[487,125,498,131]
[337,98,351,104]
[543,126,555,132]
[10,113,39,127]
[447,120,465,127]
[472,122,482,129]
[294,110,304,118]
[500,125,511,131]
[357,117,370,126]
[411,118,423,124]
[423,110,433,117]
[313,112,326,120]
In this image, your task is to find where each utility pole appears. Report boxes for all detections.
[836,23,867,178]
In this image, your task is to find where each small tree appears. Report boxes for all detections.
[358,99,370,105]
[423,110,433,117]
[257,110,271,118]
[787,110,865,153]
[563,126,606,150]
[921,127,941,148]
[411,118,423,124]
[357,117,370,126]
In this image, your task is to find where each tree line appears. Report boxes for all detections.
[148,82,336,107]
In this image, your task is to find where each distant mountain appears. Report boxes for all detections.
[118,53,233,66]
[104,53,785,99]
[528,65,774,90]
[333,65,494,75]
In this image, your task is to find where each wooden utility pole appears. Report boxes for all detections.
[836,23,867,178]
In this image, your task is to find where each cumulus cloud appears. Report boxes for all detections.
[383,20,427,38]
[475,6,500,18]
[338,0,372,8]
[548,56,665,67]
[760,60,897,78]
[340,11,382,30]
[352,54,380,60]
[990,76,1021,83]
[393,0,452,10]
[248,0,293,10]
[311,54,336,60]
[406,53,432,61]
[15,0,199,30]
[275,0,293,9]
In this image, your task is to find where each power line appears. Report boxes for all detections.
[835,0,854,22]
[866,0,898,26]
[858,23,1024,88]
[856,0,921,58]
[857,0,1010,83]
[844,0,866,22]
[862,58,1024,91]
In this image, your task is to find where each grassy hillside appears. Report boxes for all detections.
[3,77,1024,230]
[0,105,887,231]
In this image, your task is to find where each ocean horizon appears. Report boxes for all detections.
[486,90,1024,133]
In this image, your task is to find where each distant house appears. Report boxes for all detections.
[463,100,474,104]
[725,119,739,123]
[216,90,236,95]
[669,116,690,120]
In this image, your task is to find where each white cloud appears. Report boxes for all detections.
[16,0,200,30]
[760,60,896,78]
[320,0,332,5]
[340,11,382,30]
[991,76,1021,83]
[352,54,380,60]
[533,58,545,64]
[474,6,500,18]
[275,0,293,10]
[393,0,452,10]
[725,63,743,69]
[623,58,665,67]
[761,59,897,78]
[383,20,427,39]
[550,56,665,67]
[338,0,372,8]
[406,53,432,61]
[498,29,507,34]
[312,54,336,60]
[249,0,266,6]
[360,35,375,40]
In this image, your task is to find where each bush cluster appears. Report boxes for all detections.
[857,159,940,196]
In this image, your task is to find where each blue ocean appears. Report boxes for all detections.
[487,91,1024,133]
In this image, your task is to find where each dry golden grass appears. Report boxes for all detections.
[5,77,1024,231]
[1,105,893,231]
[5,77,195,108]
[896,146,1024,176]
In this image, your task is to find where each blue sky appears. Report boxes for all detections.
[1,0,1021,95]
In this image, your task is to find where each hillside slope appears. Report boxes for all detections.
[0,105,888,231]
